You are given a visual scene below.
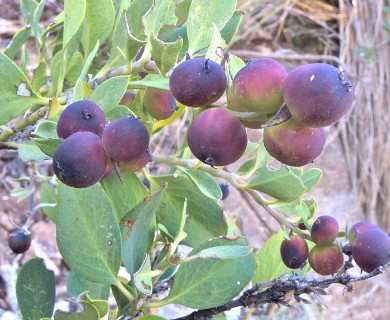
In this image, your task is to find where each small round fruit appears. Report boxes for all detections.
[57,99,106,138]
[311,215,339,245]
[120,91,136,108]
[227,58,288,114]
[53,132,107,188]
[280,235,309,269]
[102,116,150,162]
[347,221,380,244]
[219,183,230,200]
[119,149,151,173]
[283,63,354,127]
[8,229,31,254]
[308,245,344,275]
[143,88,177,120]
[343,244,352,256]
[187,108,247,166]
[169,58,227,107]
[351,228,390,273]
[263,119,326,167]
[298,222,307,230]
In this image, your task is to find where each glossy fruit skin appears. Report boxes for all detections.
[102,116,150,162]
[263,119,326,167]
[120,149,151,173]
[351,228,390,273]
[219,183,230,200]
[227,58,288,114]
[283,63,354,128]
[311,215,339,245]
[280,235,309,269]
[120,91,136,108]
[57,99,106,138]
[169,58,227,107]
[347,221,379,244]
[53,132,107,188]
[308,245,344,275]
[8,229,31,254]
[143,88,177,120]
[187,108,247,166]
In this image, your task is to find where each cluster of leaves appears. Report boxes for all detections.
[1,1,381,320]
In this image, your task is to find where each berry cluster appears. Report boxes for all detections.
[169,58,247,167]
[280,216,390,275]
[167,57,353,168]
[52,99,150,188]
[227,60,353,167]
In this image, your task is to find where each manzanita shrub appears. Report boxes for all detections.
[1,0,389,319]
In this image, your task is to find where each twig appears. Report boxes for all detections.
[0,105,50,142]
[173,260,390,320]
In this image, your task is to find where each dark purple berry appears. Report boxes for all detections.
[57,99,106,138]
[187,108,247,167]
[263,119,326,167]
[102,116,150,162]
[8,229,31,254]
[347,221,379,244]
[351,228,390,273]
[219,183,230,200]
[283,63,354,127]
[311,215,339,245]
[280,235,309,269]
[298,222,307,230]
[53,132,107,188]
[169,58,227,107]
[343,244,352,256]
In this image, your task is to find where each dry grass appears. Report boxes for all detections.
[338,0,390,229]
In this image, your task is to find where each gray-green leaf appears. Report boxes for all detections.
[16,257,55,320]
[57,183,121,284]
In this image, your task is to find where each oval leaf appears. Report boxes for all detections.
[81,0,115,55]
[67,271,110,300]
[121,184,166,275]
[177,168,222,200]
[187,0,237,53]
[0,52,47,125]
[152,174,227,247]
[246,165,307,201]
[63,0,86,47]
[16,257,55,320]
[100,173,148,222]
[165,237,255,309]
[90,75,130,112]
[57,183,121,284]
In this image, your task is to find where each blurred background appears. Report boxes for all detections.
[1,0,390,319]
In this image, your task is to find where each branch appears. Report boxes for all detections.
[173,261,390,320]
[89,60,159,88]
[0,105,50,142]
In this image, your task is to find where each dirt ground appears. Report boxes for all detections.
[1,1,390,319]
